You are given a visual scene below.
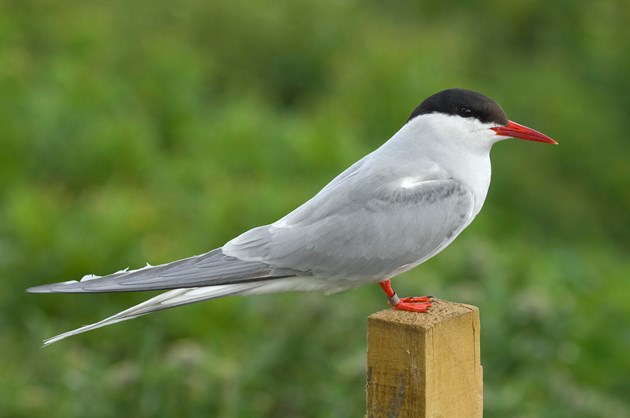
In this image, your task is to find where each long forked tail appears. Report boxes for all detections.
[29,248,312,346]
[43,282,269,346]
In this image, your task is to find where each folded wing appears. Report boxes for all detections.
[224,176,475,281]
[27,249,307,293]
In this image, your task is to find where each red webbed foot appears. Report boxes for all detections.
[379,280,433,313]
[391,298,432,312]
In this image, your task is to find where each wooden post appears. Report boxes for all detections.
[366,299,482,418]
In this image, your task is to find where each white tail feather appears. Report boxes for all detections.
[43,283,266,346]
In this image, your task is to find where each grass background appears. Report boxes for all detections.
[1,0,628,417]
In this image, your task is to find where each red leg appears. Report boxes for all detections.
[378,279,432,313]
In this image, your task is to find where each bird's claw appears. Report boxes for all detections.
[387,295,433,312]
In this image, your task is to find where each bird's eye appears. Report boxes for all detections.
[458,106,473,117]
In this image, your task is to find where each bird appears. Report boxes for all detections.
[27,88,556,346]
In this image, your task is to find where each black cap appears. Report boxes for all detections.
[408,88,508,126]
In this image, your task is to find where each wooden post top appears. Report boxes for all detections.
[366,299,482,418]
[368,299,479,329]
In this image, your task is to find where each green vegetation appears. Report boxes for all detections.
[1,1,628,417]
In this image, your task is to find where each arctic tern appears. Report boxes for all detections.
[28,88,556,346]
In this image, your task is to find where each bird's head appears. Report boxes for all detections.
[407,88,557,153]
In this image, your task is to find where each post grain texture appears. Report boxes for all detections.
[366,299,482,418]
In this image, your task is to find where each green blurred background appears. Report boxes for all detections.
[1,0,628,417]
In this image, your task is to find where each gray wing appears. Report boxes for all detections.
[223,174,475,281]
[29,155,473,293]
[27,249,308,293]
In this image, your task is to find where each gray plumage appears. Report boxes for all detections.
[27,249,306,293]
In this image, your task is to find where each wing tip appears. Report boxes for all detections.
[26,280,82,294]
